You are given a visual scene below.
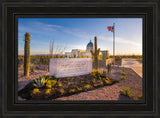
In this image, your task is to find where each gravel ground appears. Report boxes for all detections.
[18,65,142,101]
[55,66,142,101]
[18,65,49,91]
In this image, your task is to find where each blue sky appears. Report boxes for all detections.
[18,18,142,55]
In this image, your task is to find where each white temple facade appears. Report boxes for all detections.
[65,40,109,58]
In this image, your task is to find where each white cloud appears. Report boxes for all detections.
[98,36,142,46]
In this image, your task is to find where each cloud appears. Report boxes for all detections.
[18,21,61,36]
[98,36,142,46]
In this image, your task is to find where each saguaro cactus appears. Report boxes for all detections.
[91,36,100,70]
[24,32,31,77]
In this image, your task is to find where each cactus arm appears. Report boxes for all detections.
[97,48,101,55]
[90,50,94,56]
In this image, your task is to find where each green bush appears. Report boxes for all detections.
[57,82,63,87]
[84,84,92,89]
[92,79,96,83]
[120,86,131,98]
[51,75,56,79]
[31,88,40,96]
[121,76,126,80]
[30,63,34,68]
[114,79,120,82]
[46,79,57,88]
[121,72,126,76]
[137,95,142,99]
[45,89,51,95]
[91,70,102,79]
[129,72,135,76]
[69,88,76,93]
[104,80,111,84]
[59,88,65,95]
[121,67,125,72]
[77,87,83,91]
[102,70,107,77]
[32,76,46,88]
[106,77,110,80]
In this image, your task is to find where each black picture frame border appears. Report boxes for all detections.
[0,0,159,117]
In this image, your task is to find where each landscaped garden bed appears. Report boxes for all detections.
[18,70,120,100]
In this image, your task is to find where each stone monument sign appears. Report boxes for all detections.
[49,58,92,78]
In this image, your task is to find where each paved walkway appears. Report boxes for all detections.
[121,58,142,78]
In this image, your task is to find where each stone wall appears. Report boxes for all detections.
[92,58,113,69]
[49,58,92,78]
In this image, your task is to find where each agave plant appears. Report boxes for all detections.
[32,76,46,88]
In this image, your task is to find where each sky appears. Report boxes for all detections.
[18,18,142,56]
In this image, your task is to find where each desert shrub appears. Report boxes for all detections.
[84,84,92,89]
[92,79,96,83]
[121,76,126,80]
[63,80,67,84]
[31,68,35,72]
[45,75,50,80]
[106,77,110,80]
[66,77,70,80]
[45,89,51,95]
[51,75,56,79]
[114,79,120,82]
[137,95,142,99]
[57,82,63,87]
[59,88,65,95]
[100,81,104,86]
[46,84,52,89]
[69,88,76,93]
[120,86,131,98]
[130,72,135,76]
[32,76,46,88]
[102,70,107,77]
[30,63,34,68]
[93,83,98,87]
[91,70,102,79]
[67,82,72,87]
[77,87,83,91]
[104,80,111,84]
[81,80,85,84]
[121,67,125,72]
[46,80,57,88]
[51,80,57,86]
[31,88,40,96]
[121,72,126,76]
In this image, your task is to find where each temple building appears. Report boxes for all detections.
[65,40,109,58]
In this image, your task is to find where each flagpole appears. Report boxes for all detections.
[113,23,115,66]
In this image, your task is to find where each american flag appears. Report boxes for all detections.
[107,26,114,32]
